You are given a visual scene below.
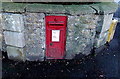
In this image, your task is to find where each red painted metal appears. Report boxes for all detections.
[45,16,67,59]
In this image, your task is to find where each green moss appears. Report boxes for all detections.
[64,4,96,15]
[26,4,66,13]
[2,2,118,14]
[2,2,26,12]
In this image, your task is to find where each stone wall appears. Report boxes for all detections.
[2,13,26,60]
[94,14,113,48]
[66,14,99,58]
[1,2,118,61]
[24,13,45,61]
[2,13,46,61]
[1,13,115,60]
[0,13,2,51]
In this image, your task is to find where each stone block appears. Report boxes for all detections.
[26,4,66,13]
[24,13,45,24]
[90,2,118,14]
[0,34,2,50]
[64,4,95,15]
[25,28,45,61]
[3,31,25,47]
[7,46,25,61]
[101,14,113,33]
[24,13,45,61]
[0,13,3,51]
[94,14,113,48]
[2,2,26,12]
[95,31,109,47]
[2,13,24,32]
[66,14,98,57]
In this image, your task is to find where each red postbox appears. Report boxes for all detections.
[45,16,67,59]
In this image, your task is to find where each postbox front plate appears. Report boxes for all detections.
[45,16,67,59]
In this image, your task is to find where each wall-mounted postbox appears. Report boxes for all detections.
[45,16,67,59]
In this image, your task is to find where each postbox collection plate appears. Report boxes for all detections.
[45,16,67,59]
[52,30,60,42]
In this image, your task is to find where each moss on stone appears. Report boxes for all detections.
[26,4,66,13]
[2,2,26,12]
[64,4,96,15]
[2,2,118,15]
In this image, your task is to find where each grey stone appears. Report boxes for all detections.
[2,38,7,52]
[1,0,115,2]
[2,2,117,15]
[2,2,26,12]
[96,31,109,47]
[0,34,2,51]
[90,2,118,14]
[24,13,45,61]
[101,14,113,33]
[3,31,25,47]
[64,4,96,15]
[66,14,99,58]
[2,13,24,32]
[0,13,2,50]
[94,14,113,48]
[7,46,25,61]
[26,4,66,13]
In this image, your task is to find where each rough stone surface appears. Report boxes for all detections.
[1,2,117,61]
[2,2,118,15]
[96,31,109,47]
[2,13,24,32]
[0,34,2,51]
[95,14,113,48]
[101,14,113,33]
[26,4,66,13]
[7,46,25,61]
[24,13,45,61]
[64,5,95,15]
[1,0,115,2]
[66,14,99,58]
[0,13,7,52]
[3,31,25,47]
[0,13,2,50]
[90,2,118,14]
[2,2,26,12]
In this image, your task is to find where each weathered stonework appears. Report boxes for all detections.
[0,13,2,51]
[24,13,45,61]
[2,13,26,60]
[66,15,99,58]
[3,31,25,47]
[7,46,25,61]
[2,13,24,32]
[94,14,113,48]
[1,2,118,61]
[0,34,2,51]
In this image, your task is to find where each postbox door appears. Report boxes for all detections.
[45,16,67,59]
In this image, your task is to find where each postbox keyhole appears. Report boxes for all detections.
[50,43,53,46]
